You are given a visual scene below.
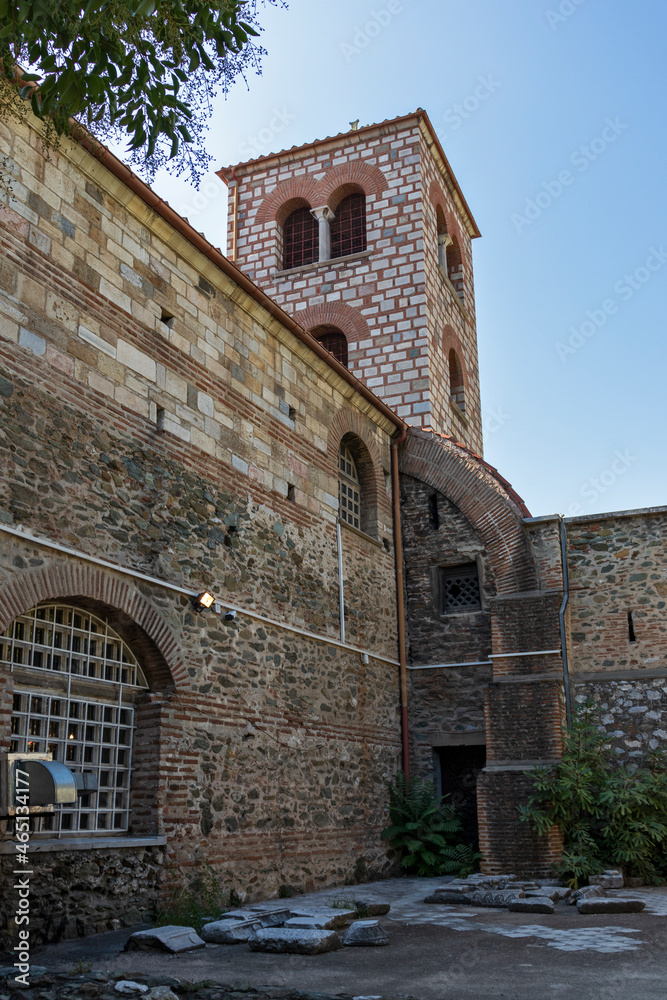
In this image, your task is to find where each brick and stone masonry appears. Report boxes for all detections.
[0,108,403,945]
[219,111,484,454]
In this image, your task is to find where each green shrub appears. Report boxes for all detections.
[154,863,227,932]
[520,703,667,886]
[381,771,481,877]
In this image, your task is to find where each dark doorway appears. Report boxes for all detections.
[436,744,486,850]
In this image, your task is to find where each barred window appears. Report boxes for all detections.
[440,564,481,613]
[330,194,366,259]
[339,444,361,530]
[312,325,348,368]
[283,207,318,270]
[3,603,148,836]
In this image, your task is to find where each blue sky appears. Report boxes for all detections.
[143,0,667,519]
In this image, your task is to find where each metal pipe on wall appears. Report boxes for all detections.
[391,427,410,781]
[336,520,346,644]
[558,516,573,725]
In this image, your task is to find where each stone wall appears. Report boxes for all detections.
[0,846,163,950]
[0,109,402,944]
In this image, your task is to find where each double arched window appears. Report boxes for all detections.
[436,206,465,302]
[4,603,148,835]
[282,192,366,271]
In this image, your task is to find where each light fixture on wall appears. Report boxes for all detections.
[193,591,216,611]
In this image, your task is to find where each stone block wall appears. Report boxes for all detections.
[0,110,402,946]
[222,113,483,452]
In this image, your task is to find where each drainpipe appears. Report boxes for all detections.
[230,168,240,262]
[336,520,346,644]
[391,427,410,781]
[558,516,573,726]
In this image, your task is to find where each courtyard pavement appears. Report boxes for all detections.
[34,877,667,1000]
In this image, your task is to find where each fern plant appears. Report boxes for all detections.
[381,771,481,877]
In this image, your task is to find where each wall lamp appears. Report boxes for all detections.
[193,591,216,611]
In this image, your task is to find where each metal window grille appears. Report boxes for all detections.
[440,564,481,612]
[283,207,318,270]
[330,194,366,259]
[339,445,361,530]
[3,604,148,835]
[313,327,348,368]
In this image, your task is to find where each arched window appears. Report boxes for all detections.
[4,603,148,835]
[283,206,318,270]
[449,349,465,413]
[330,193,366,259]
[339,444,361,530]
[311,325,348,368]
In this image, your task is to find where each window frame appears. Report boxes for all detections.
[438,562,482,615]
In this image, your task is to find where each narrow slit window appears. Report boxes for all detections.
[628,611,637,643]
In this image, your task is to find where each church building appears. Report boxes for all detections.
[1,105,666,947]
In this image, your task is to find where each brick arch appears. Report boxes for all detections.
[256,177,320,227]
[299,302,372,344]
[400,428,537,595]
[429,179,467,265]
[328,411,386,534]
[0,561,186,691]
[318,161,387,206]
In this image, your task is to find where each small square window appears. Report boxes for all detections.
[440,563,481,613]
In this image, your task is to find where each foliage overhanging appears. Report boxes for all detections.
[0,0,281,184]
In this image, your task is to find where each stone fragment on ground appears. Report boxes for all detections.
[468,889,525,907]
[146,989,179,1000]
[285,917,330,929]
[125,925,205,953]
[201,918,263,943]
[288,906,357,928]
[342,920,390,947]
[565,886,605,906]
[248,927,343,954]
[508,896,556,914]
[589,869,624,889]
[351,898,391,916]
[577,897,646,914]
[424,890,474,904]
[246,907,293,927]
[114,983,149,994]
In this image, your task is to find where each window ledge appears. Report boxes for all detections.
[0,834,166,854]
[339,519,385,549]
[275,249,372,279]
[450,399,469,427]
[437,265,469,320]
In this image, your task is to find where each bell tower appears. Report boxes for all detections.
[218,109,484,454]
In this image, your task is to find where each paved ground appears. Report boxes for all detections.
[34,878,667,1000]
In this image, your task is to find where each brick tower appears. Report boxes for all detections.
[218,110,484,454]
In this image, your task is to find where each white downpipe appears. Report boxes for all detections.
[336,520,346,644]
